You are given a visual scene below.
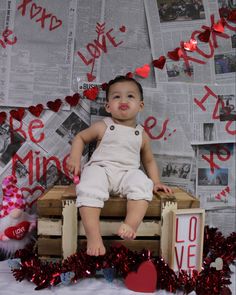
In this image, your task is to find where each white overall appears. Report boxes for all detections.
[76,117,153,208]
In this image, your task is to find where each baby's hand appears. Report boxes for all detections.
[153,182,173,195]
[66,156,80,176]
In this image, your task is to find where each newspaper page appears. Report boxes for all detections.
[74,0,155,88]
[144,0,236,85]
[196,143,235,210]
[1,0,77,108]
[190,83,236,144]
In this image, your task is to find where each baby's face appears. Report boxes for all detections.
[105,81,144,122]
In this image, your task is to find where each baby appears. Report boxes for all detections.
[67,75,172,256]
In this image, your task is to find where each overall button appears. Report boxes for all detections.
[135,130,139,135]
[110,125,115,130]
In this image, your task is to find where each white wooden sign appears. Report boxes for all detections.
[170,208,205,272]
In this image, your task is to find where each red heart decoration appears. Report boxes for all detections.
[152,56,166,69]
[167,47,180,61]
[49,16,62,31]
[227,10,236,23]
[65,93,80,107]
[5,221,30,240]
[212,20,224,33]
[83,87,99,101]
[87,73,96,82]
[47,99,62,112]
[125,261,157,293]
[183,38,197,52]
[10,108,25,121]
[28,104,44,117]
[0,111,7,124]
[198,29,211,42]
[119,25,126,32]
[135,64,150,78]
[30,3,42,19]
[126,72,133,78]
[101,82,108,91]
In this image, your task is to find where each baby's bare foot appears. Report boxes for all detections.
[118,223,136,240]
[86,234,106,256]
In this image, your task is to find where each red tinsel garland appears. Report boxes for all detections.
[9,226,236,293]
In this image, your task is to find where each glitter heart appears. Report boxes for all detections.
[65,93,80,107]
[28,104,44,117]
[126,72,133,78]
[210,257,223,270]
[119,25,126,32]
[152,56,166,69]
[198,29,211,42]
[212,20,224,33]
[184,38,197,51]
[47,99,62,112]
[167,48,180,61]
[227,10,236,23]
[135,64,150,78]
[10,108,25,121]
[0,111,7,124]
[83,87,99,100]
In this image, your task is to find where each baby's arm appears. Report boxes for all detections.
[141,131,172,194]
[67,121,105,175]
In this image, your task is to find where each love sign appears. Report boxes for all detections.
[170,208,205,272]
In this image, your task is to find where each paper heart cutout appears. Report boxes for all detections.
[119,25,126,32]
[184,38,197,51]
[65,93,80,107]
[212,20,224,33]
[87,73,96,82]
[125,261,157,293]
[198,29,211,42]
[135,64,150,78]
[5,221,30,240]
[10,108,25,121]
[167,48,180,61]
[49,16,62,31]
[30,3,42,19]
[28,104,44,117]
[0,111,7,124]
[83,87,99,100]
[152,56,166,69]
[210,257,223,270]
[227,10,236,23]
[47,99,62,112]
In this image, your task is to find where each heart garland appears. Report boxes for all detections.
[83,87,99,100]
[0,111,7,124]
[135,64,150,78]
[152,56,166,69]
[10,108,25,121]
[65,93,81,107]
[47,99,62,112]
[28,104,44,117]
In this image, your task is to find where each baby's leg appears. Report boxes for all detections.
[79,206,106,256]
[118,199,148,239]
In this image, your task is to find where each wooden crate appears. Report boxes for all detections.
[37,185,200,260]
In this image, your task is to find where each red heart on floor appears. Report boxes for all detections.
[83,87,99,100]
[87,73,96,82]
[184,38,197,51]
[5,221,30,240]
[47,99,62,112]
[198,29,211,42]
[10,108,25,121]
[125,261,157,293]
[152,56,166,69]
[135,64,150,78]
[65,93,80,107]
[0,111,7,124]
[119,25,126,32]
[213,20,224,33]
[167,48,180,61]
[28,104,44,117]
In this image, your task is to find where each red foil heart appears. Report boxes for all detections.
[65,93,80,107]
[183,38,197,51]
[227,10,236,23]
[152,56,166,69]
[4,221,30,240]
[198,29,211,42]
[28,104,44,117]
[10,108,25,121]
[0,111,7,124]
[119,25,126,32]
[83,87,99,100]
[212,20,225,33]
[167,48,180,61]
[101,83,108,91]
[47,99,62,112]
[135,64,150,78]
[125,261,157,293]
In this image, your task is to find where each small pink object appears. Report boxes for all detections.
[73,175,80,185]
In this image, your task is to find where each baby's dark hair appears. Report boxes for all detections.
[105,75,144,101]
